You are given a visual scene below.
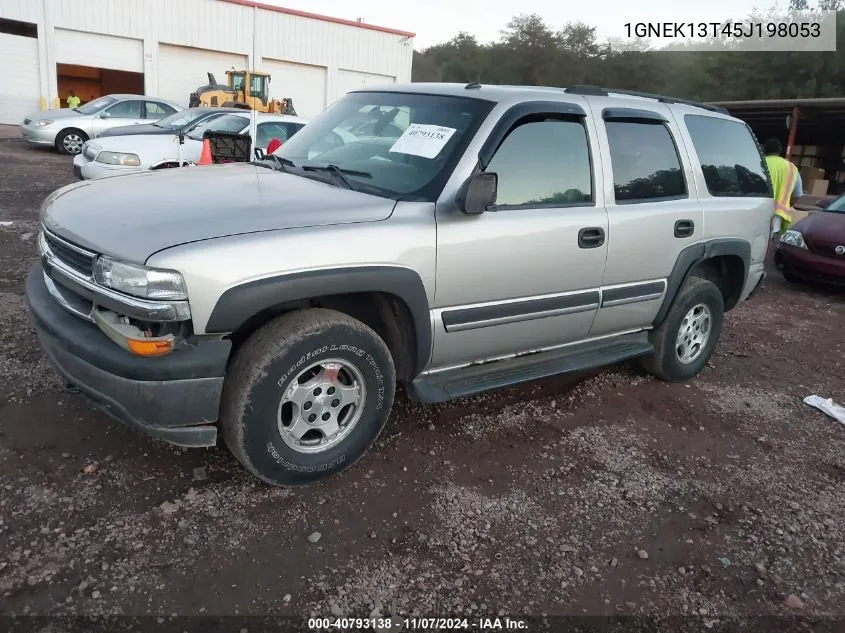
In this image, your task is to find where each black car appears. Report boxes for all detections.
[97,106,242,138]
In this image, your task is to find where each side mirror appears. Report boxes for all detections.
[458,172,497,215]
[99,112,110,119]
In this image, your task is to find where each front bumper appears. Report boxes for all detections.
[73,153,142,180]
[775,243,845,286]
[26,263,231,447]
[20,125,58,146]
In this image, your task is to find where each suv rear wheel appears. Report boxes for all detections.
[220,308,396,486]
[641,276,724,382]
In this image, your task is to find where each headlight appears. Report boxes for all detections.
[36,119,54,127]
[96,151,141,167]
[780,229,807,249]
[94,257,188,300]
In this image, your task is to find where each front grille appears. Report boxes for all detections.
[83,145,98,161]
[23,118,31,125]
[808,239,845,258]
[44,231,95,277]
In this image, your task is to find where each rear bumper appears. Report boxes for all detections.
[26,263,231,447]
[740,263,766,301]
[775,243,845,286]
[746,270,766,300]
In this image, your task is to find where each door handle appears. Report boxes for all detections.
[578,227,605,249]
[674,219,695,238]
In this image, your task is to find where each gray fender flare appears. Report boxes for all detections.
[205,266,433,376]
[654,238,751,326]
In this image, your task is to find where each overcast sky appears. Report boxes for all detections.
[269,0,793,49]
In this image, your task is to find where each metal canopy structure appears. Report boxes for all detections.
[709,97,845,159]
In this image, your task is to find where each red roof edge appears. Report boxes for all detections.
[220,0,416,38]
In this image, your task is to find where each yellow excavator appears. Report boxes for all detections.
[189,70,297,115]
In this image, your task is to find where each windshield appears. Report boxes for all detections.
[824,196,845,213]
[186,113,248,140]
[76,96,116,115]
[154,108,212,130]
[274,91,495,201]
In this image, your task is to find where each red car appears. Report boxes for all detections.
[775,195,845,286]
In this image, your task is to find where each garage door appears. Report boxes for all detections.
[158,44,247,108]
[261,58,326,119]
[0,33,40,124]
[55,29,143,73]
[335,69,395,100]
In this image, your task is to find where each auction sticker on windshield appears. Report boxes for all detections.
[389,124,456,159]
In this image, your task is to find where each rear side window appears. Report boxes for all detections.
[684,115,770,197]
[605,121,686,203]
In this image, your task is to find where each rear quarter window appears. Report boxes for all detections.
[684,114,771,197]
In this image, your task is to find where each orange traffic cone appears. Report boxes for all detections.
[197,139,212,166]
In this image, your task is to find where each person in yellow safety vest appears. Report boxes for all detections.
[763,138,803,237]
[66,90,80,109]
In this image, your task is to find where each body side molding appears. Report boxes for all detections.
[441,290,600,332]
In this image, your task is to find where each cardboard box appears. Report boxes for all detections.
[793,145,804,155]
[791,209,812,224]
[809,179,829,196]
[804,145,820,156]
[800,166,825,184]
[800,157,814,167]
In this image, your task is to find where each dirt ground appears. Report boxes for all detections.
[1,124,844,625]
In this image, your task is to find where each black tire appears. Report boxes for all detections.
[220,308,396,486]
[55,128,88,155]
[782,268,802,284]
[640,276,724,382]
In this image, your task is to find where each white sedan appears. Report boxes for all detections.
[72,112,309,180]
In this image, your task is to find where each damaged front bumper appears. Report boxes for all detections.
[26,263,230,447]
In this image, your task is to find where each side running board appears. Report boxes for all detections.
[408,332,653,404]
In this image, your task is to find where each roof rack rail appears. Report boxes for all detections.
[564,85,729,115]
[564,85,606,96]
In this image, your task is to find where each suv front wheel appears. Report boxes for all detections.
[220,308,396,486]
[641,276,725,382]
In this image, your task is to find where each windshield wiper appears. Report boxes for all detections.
[273,155,295,169]
[252,154,295,173]
[301,164,371,190]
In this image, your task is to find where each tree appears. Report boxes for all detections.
[499,14,563,85]
[410,10,845,102]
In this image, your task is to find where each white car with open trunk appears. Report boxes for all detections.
[72,112,309,180]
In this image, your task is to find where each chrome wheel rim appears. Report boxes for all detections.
[63,134,84,154]
[675,303,712,364]
[277,358,366,454]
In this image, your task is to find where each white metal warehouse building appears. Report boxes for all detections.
[0,0,415,124]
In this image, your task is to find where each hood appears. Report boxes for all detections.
[26,108,82,122]
[98,123,167,138]
[796,210,845,255]
[88,133,178,154]
[41,164,396,264]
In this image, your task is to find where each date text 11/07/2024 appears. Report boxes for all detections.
[307,617,528,630]
[623,21,822,39]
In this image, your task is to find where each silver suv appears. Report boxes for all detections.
[26,83,772,486]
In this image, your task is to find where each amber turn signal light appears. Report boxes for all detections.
[127,338,174,357]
